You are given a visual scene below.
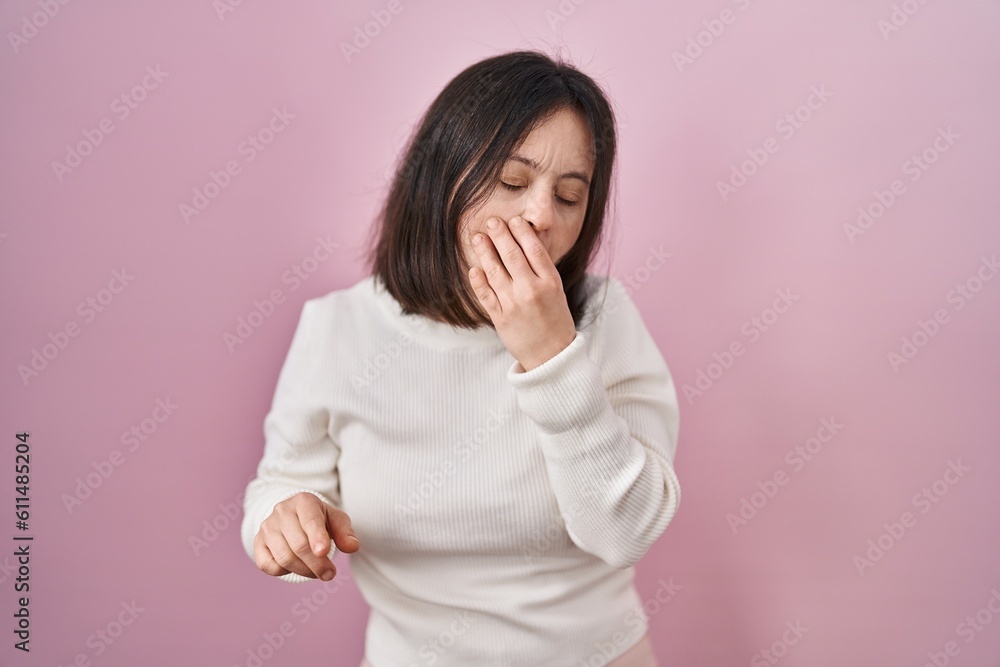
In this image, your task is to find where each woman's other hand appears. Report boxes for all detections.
[253,492,360,581]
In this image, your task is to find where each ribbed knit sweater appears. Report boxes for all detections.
[240,273,682,666]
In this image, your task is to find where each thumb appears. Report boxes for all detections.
[326,507,360,554]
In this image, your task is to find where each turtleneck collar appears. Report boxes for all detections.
[366,275,508,351]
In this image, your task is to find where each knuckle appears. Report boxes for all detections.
[287,534,311,555]
[294,491,315,505]
[272,548,296,568]
[255,552,279,575]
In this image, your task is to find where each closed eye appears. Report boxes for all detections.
[500,182,580,207]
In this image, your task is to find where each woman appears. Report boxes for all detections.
[240,49,681,667]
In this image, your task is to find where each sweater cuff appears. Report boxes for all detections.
[506,331,608,435]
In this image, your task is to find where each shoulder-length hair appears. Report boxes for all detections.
[363,49,619,330]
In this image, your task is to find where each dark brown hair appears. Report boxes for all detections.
[363,49,619,330]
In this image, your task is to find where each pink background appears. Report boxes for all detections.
[2,1,999,665]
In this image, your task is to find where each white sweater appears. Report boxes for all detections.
[240,273,682,666]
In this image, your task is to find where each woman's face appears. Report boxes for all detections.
[456,106,595,285]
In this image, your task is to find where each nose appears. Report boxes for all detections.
[520,189,555,232]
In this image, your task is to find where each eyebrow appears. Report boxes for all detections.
[507,154,591,187]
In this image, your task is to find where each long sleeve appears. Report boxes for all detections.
[506,278,681,569]
[240,298,342,583]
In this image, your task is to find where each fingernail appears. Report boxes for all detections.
[321,570,334,581]
[487,218,498,229]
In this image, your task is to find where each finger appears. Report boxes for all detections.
[263,526,316,579]
[297,499,336,557]
[472,221,512,289]
[284,512,337,581]
[326,507,361,554]
[506,216,557,279]
[468,266,500,316]
[482,217,528,284]
[254,530,290,577]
